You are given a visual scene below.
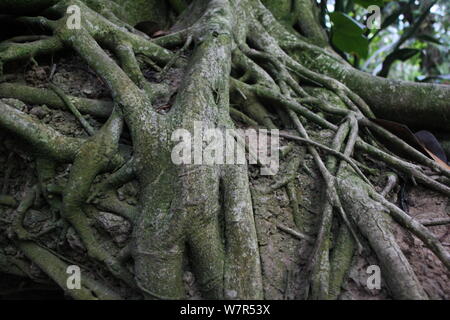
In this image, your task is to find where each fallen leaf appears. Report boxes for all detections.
[371,118,428,158]
[152,30,168,38]
[415,130,450,170]
[370,119,450,170]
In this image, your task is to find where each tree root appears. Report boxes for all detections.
[0,83,113,118]
[0,99,83,161]
[48,83,96,135]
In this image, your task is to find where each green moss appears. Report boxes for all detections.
[113,0,169,26]
[328,225,355,299]
[261,0,297,27]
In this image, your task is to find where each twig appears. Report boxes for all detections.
[159,35,192,79]
[277,223,314,243]
[381,173,399,197]
[279,132,371,185]
[419,217,450,227]
[48,83,95,136]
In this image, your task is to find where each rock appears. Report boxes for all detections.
[29,105,51,119]
[23,209,52,232]
[95,212,131,245]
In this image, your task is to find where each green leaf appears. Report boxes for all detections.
[330,12,369,58]
[332,32,369,58]
[417,34,442,45]
[330,12,366,33]
[353,0,385,8]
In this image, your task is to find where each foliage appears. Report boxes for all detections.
[322,0,449,82]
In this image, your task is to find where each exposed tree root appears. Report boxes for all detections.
[0,83,113,118]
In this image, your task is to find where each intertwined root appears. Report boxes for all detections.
[0,0,449,300]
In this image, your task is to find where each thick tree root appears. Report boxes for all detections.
[0,83,113,118]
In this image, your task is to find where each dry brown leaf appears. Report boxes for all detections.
[423,147,450,170]
[371,119,450,171]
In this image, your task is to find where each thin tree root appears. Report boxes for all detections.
[48,83,96,135]
[381,172,399,197]
[0,82,113,118]
[373,193,450,270]
[276,223,314,243]
[307,118,352,300]
[419,218,450,227]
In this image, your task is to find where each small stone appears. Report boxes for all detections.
[95,211,131,245]
[225,290,237,299]
[30,105,50,119]
[82,86,94,96]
